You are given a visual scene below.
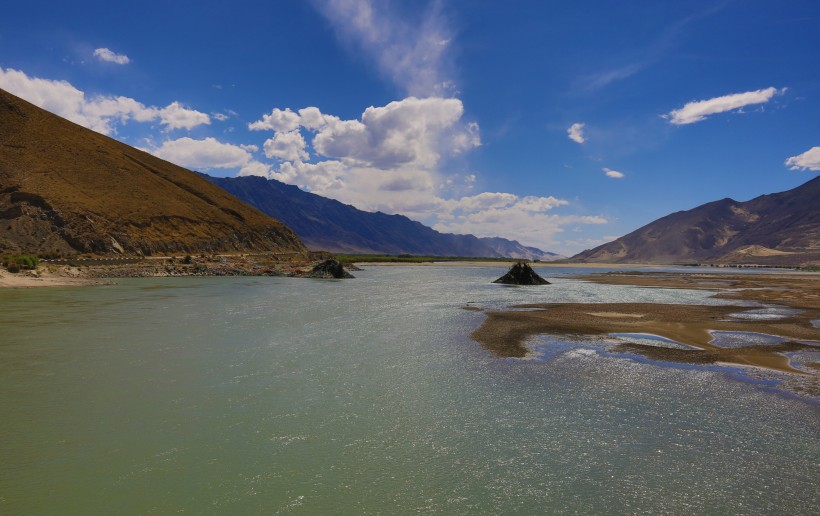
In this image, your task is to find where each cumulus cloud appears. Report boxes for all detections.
[313,0,453,97]
[567,122,586,143]
[248,107,301,132]
[151,137,253,170]
[263,131,309,161]
[784,147,820,171]
[241,95,608,250]
[270,159,347,193]
[297,106,333,130]
[665,87,785,125]
[93,47,130,65]
[238,161,272,178]
[313,97,477,169]
[603,167,625,179]
[156,101,211,131]
[0,67,210,135]
[250,96,479,170]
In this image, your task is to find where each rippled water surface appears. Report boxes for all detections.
[1,266,818,514]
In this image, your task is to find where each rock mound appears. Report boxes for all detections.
[493,262,550,285]
[307,259,353,279]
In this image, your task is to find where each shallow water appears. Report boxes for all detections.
[0,266,818,514]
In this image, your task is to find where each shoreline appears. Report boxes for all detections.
[0,268,107,288]
[0,253,331,288]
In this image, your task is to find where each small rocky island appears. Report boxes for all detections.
[493,262,550,285]
[307,259,354,279]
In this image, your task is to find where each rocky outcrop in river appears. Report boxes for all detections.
[307,259,354,279]
[493,262,550,285]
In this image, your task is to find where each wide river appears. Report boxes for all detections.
[1,265,818,514]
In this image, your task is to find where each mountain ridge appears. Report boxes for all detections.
[571,176,820,266]
[204,174,564,260]
[0,88,306,256]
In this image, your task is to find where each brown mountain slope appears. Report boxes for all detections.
[0,88,306,256]
[572,176,820,266]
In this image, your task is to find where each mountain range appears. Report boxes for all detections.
[571,175,820,266]
[205,174,563,260]
[0,88,305,256]
[2,85,816,266]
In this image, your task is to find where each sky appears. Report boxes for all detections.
[1,0,818,255]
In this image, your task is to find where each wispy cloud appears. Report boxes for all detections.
[585,63,644,91]
[581,3,728,90]
[567,122,586,143]
[93,47,130,65]
[312,0,454,97]
[665,87,785,125]
[785,146,820,171]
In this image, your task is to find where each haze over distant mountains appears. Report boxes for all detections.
[0,88,305,256]
[205,175,564,260]
[572,176,820,266]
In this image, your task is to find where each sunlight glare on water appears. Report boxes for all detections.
[0,266,817,514]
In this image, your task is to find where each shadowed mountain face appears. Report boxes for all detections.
[0,88,306,256]
[205,174,563,260]
[572,176,820,266]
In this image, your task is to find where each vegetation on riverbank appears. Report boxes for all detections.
[2,255,39,272]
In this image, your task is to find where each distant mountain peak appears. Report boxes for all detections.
[571,176,819,266]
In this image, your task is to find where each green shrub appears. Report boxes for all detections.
[3,255,39,271]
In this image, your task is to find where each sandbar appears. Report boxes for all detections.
[471,271,820,379]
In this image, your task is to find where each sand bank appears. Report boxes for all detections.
[471,271,820,378]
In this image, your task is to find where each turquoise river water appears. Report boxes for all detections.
[0,265,818,514]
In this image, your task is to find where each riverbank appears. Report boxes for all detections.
[0,252,335,288]
[0,267,106,288]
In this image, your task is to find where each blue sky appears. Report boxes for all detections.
[1,0,818,255]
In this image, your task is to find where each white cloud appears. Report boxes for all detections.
[241,96,608,251]
[313,0,453,96]
[93,47,130,65]
[457,192,519,212]
[271,159,347,192]
[238,161,272,178]
[297,106,335,130]
[263,131,309,161]
[567,122,586,143]
[248,107,301,132]
[151,137,253,170]
[666,87,785,125]
[603,167,625,179]
[784,147,820,171]
[434,206,606,252]
[0,67,209,135]
[156,101,211,131]
[312,96,478,169]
